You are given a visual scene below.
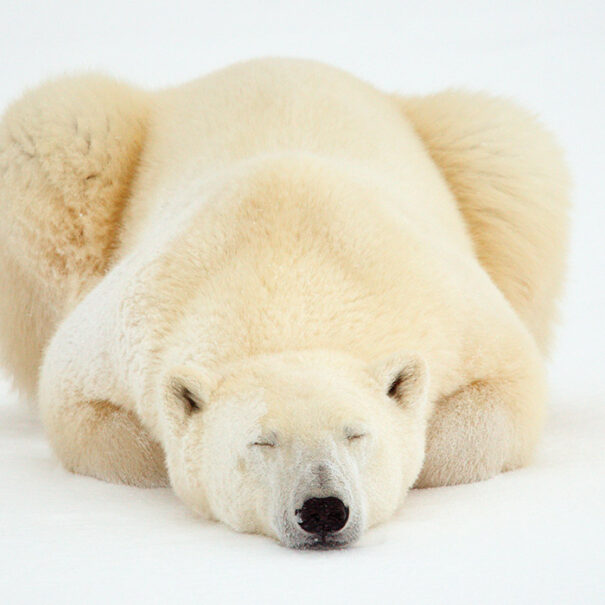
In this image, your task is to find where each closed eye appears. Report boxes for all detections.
[249,430,279,448]
[248,434,278,448]
[345,432,367,442]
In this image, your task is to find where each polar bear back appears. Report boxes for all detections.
[120,59,472,257]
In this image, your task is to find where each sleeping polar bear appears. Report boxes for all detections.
[0,59,569,548]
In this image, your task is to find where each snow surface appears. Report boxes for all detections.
[1,2,604,603]
[1,391,604,604]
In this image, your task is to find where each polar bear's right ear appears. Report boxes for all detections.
[162,366,220,428]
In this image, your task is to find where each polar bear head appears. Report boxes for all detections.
[160,350,429,548]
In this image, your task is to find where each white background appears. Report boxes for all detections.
[0,1,603,603]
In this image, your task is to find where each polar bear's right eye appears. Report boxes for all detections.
[249,433,278,448]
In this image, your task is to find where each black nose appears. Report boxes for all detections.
[297,497,349,535]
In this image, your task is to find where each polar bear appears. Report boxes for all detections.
[0,59,569,548]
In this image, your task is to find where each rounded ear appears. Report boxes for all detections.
[162,365,220,431]
[368,351,429,413]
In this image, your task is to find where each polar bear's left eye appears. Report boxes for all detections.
[344,427,368,442]
[346,433,366,442]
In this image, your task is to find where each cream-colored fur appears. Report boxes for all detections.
[0,75,149,397]
[401,91,569,354]
[0,59,569,546]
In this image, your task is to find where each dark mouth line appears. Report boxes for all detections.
[300,536,349,550]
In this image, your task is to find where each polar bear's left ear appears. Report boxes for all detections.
[368,352,429,412]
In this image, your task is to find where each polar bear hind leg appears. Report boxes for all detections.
[0,77,163,486]
[401,92,569,486]
[0,75,149,400]
[401,91,570,355]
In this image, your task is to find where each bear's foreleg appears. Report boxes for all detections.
[415,373,545,488]
[40,395,168,487]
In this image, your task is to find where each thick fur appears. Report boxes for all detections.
[0,59,569,544]
[0,75,149,398]
[401,91,570,354]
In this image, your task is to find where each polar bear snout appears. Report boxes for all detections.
[278,458,363,549]
[286,493,360,549]
[296,497,349,535]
